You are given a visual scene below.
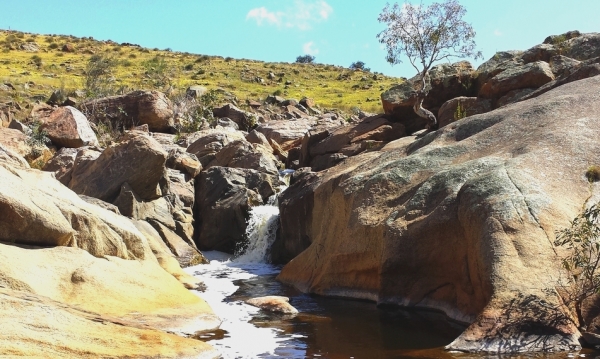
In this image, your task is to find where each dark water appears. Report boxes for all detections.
[195,258,596,359]
[225,272,461,359]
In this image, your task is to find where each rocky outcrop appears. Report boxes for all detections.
[381,61,475,132]
[81,90,174,133]
[437,97,492,128]
[478,61,555,99]
[208,139,280,175]
[40,106,98,148]
[0,127,31,157]
[278,75,600,353]
[296,115,405,171]
[255,118,317,147]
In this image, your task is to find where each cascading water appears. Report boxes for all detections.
[183,172,292,358]
[234,205,280,263]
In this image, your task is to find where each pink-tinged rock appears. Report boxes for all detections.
[41,106,98,148]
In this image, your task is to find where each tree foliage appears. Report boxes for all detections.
[350,61,371,72]
[555,202,600,327]
[296,55,315,64]
[377,0,481,129]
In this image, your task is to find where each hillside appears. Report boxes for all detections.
[0,29,401,114]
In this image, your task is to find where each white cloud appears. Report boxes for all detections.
[494,29,503,37]
[246,7,282,26]
[246,0,333,30]
[303,41,319,55]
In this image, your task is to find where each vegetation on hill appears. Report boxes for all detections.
[0,30,402,114]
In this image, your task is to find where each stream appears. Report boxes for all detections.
[185,204,591,359]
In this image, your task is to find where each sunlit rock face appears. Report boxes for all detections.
[278,75,600,353]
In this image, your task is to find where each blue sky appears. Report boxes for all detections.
[1,0,598,78]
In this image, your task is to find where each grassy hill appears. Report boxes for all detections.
[0,29,403,114]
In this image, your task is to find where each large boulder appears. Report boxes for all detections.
[437,97,492,128]
[195,166,279,252]
[0,287,218,359]
[186,127,246,167]
[212,103,253,129]
[81,90,174,133]
[0,162,152,260]
[39,106,98,148]
[255,118,317,147]
[277,75,600,353]
[302,115,405,171]
[479,61,555,99]
[42,147,79,185]
[69,135,167,202]
[208,139,280,175]
[561,32,600,61]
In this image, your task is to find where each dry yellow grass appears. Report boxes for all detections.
[0,30,403,114]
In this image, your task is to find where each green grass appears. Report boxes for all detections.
[0,29,402,114]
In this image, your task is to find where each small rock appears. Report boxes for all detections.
[245,296,299,315]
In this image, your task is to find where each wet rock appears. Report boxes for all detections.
[245,296,299,315]
[195,166,279,253]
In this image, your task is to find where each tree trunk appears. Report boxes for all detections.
[413,72,438,130]
[413,93,438,130]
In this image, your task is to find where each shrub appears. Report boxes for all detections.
[31,55,42,67]
[49,42,59,49]
[296,55,315,63]
[453,101,467,121]
[586,166,600,182]
[84,54,118,98]
[350,61,371,72]
[142,55,175,89]
[555,202,600,327]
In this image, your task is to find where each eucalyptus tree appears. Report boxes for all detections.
[377,0,481,129]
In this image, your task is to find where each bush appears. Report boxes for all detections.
[555,202,600,327]
[296,55,315,63]
[350,61,370,72]
[49,42,59,49]
[142,55,175,89]
[173,89,221,134]
[31,55,42,67]
[586,166,600,182]
[84,54,118,98]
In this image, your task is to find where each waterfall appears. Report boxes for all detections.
[234,170,292,264]
[234,205,279,263]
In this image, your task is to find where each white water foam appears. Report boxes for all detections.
[235,205,280,263]
[186,253,284,358]
[184,203,286,358]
